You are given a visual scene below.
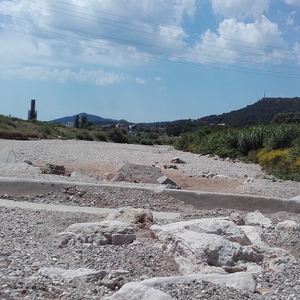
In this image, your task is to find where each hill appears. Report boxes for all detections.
[49,113,118,124]
[199,97,300,126]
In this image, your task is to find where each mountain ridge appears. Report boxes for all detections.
[49,97,300,127]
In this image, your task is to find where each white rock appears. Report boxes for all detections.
[240,226,267,247]
[38,267,106,283]
[275,220,299,231]
[244,211,272,228]
[142,272,256,293]
[66,220,134,235]
[104,282,173,300]
[151,218,252,246]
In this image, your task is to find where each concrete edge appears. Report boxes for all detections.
[0,177,299,214]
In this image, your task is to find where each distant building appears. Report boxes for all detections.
[28,99,37,120]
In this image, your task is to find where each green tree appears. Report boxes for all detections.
[74,115,80,128]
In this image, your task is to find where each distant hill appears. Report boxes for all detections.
[49,97,300,129]
[199,97,300,126]
[49,113,118,125]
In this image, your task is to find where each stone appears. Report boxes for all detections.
[53,232,75,248]
[106,207,154,229]
[275,220,299,231]
[101,279,116,290]
[151,218,261,274]
[111,233,136,245]
[239,226,267,247]
[230,212,245,225]
[157,176,180,189]
[38,267,106,283]
[141,272,256,293]
[112,163,163,183]
[104,282,173,300]
[42,163,66,175]
[0,149,16,164]
[151,218,252,246]
[244,211,272,228]
[62,220,136,246]
[66,220,134,235]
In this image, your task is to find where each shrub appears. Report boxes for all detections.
[140,138,153,145]
[95,132,107,142]
[107,128,128,143]
[264,125,299,150]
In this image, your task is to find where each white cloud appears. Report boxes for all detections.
[155,77,161,81]
[1,66,126,85]
[0,0,198,71]
[210,0,270,20]
[192,16,285,65]
[285,0,300,7]
[135,77,146,84]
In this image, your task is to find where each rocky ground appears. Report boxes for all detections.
[0,139,300,299]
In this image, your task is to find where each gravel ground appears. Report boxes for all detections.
[0,139,300,299]
[1,139,300,198]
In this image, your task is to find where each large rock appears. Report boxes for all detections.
[112,163,163,183]
[55,220,136,246]
[0,149,16,164]
[104,272,256,299]
[152,218,252,246]
[244,211,272,228]
[151,218,262,274]
[105,207,154,229]
[105,282,173,300]
[38,267,106,283]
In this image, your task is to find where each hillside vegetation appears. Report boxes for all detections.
[0,115,173,145]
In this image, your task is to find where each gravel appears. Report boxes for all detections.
[0,139,300,299]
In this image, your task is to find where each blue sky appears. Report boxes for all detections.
[0,0,300,123]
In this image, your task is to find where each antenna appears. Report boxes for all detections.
[264,90,266,98]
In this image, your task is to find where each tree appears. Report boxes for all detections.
[74,115,80,128]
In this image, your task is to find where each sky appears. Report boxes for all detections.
[0,0,300,123]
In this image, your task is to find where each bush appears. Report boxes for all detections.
[264,125,299,150]
[107,128,128,143]
[95,132,107,142]
[257,148,300,181]
[140,138,153,145]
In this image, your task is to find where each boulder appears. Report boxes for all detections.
[0,149,16,164]
[104,282,173,300]
[38,267,106,283]
[275,220,299,231]
[244,211,272,228]
[151,218,252,246]
[55,220,136,246]
[105,272,256,299]
[105,207,154,229]
[151,218,262,274]
[112,163,163,183]
[157,176,180,189]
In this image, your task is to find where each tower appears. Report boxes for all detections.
[28,99,37,120]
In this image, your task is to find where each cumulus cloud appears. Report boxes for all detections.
[210,0,270,20]
[192,16,285,65]
[0,0,199,71]
[285,0,300,7]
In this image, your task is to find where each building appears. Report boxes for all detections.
[28,99,37,120]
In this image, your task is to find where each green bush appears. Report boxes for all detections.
[264,125,299,150]
[107,128,128,143]
[140,138,153,145]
